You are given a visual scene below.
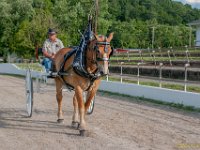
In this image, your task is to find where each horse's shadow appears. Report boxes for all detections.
[0,108,79,136]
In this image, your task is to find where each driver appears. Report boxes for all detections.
[42,28,64,73]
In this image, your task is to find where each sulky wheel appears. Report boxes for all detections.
[25,69,33,117]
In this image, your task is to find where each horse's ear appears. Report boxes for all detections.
[107,32,114,42]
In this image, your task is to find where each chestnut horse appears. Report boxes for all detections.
[53,33,114,136]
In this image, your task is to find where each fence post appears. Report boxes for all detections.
[139,50,143,63]
[184,63,190,92]
[137,63,141,85]
[185,45,190,64]
[148,47,153,61]
[170,47,176,58]
[120,62,124,83]
[106,74,109,82]
[168,50,172,66]
[152,50,157,66]
[159,63,163,88]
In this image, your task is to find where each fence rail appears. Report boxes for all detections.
[99,81,200,108]
[107,61,200,93]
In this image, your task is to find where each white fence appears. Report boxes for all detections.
[99,81,200,108]
[1,63,200,108]
[0,63,42,78]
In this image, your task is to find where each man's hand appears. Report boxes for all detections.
[43,50,55,60]
[50,54,55,59]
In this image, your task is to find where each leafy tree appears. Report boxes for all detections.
[0,0,199,58]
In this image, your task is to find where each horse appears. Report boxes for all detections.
[53,32,114,136]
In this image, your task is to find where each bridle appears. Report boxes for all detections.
[88,36,113,62]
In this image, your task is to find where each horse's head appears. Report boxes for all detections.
[88,32,114,76]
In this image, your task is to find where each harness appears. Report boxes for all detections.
[58,40,111,91]
[57,20,111,91]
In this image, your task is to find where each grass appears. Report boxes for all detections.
[97,90,200,112]
[187,86,200,93]
[162,83,184,91]
[15,63,44,72]
[103,76,200,93]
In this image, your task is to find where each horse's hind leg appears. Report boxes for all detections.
[71,94,79,129]
[55,78,64,123]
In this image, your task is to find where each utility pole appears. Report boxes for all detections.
[94,0,99,34]
[189,26,192,48]
[151,26,156,49]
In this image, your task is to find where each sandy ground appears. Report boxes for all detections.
[0,75,200,150]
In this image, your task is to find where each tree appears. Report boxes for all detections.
[0,0,198,58]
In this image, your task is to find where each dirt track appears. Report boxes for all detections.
[0,75,200,150]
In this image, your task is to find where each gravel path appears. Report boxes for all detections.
[0,75,200,150]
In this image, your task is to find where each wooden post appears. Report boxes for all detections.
[94,0,99,34]
[35,44,39,61]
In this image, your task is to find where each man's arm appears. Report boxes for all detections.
[59,40,64,49]
[43,51,55,59]
[42,41,55,59]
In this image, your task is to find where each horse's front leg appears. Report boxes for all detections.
[85,80,100,111]
[71,94,79,128]
[55,78,64,123]
[85,89,96,112]
[75,86,86,136]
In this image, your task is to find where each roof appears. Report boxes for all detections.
[188,19,200,26]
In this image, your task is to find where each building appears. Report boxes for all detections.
[188,19,200,46]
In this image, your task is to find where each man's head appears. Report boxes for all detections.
[48,28,57,42]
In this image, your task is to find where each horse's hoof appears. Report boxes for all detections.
[57,119,64,124]
[71,121,80,129]
[79,130,86,136]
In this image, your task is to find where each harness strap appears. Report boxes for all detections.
[58,48,78,91]
[85,78,96,91]
[60,77,74,91]
[96,42,110,45]
[58,67,74,91]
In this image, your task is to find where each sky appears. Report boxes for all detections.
[174,0,200,8]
